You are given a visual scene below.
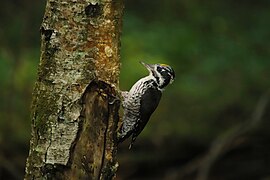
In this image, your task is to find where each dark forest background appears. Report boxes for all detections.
[0,0,270,179]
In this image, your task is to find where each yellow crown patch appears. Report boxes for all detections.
[159,63,169,67]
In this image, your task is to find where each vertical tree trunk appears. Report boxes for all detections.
[25,0,124,179]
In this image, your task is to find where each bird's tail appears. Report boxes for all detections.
[128,135,137,149]
[117,126,132,143]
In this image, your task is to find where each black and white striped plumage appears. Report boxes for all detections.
[118,62,175,149]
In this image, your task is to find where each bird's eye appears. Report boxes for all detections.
[157,66,163,73]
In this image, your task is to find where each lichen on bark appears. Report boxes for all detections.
[25,0,124,179]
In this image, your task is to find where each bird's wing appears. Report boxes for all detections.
[135,87,162,136]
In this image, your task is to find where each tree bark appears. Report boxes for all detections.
[25,0,124,179]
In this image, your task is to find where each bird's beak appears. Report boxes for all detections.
[140,61,155,72]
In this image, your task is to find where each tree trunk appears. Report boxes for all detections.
[25,0,124,179]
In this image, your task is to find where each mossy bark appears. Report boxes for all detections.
[25,0,123,179]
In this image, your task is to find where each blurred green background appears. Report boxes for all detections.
[1,0,270,179]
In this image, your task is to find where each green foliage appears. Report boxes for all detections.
[120,0,270,141]
[0,0,268,145]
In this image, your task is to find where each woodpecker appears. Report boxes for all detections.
[118,61,175,149]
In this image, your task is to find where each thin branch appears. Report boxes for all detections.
[196,89,270,180]
[163,89,270,180]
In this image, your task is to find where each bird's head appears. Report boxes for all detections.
[140,61,175,90]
